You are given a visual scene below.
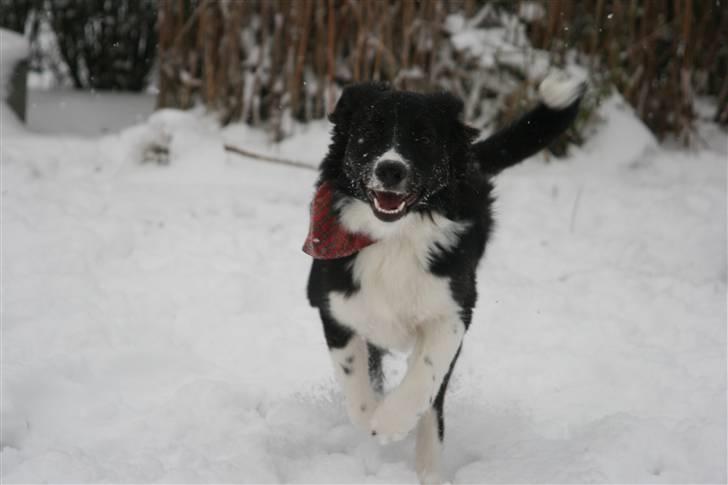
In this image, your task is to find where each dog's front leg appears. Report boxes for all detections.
[369,317,464,443]
[321,312,379,430]
[330,336,381,430]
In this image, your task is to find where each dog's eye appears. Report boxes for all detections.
[419,136,432,145]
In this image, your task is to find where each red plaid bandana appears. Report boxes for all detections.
[302,182,376,259]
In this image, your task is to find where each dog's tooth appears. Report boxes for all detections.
[373,195,407,215]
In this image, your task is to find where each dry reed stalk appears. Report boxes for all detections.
[155,0,726,145]
[326,0,336,113]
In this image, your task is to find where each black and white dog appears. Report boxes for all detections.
[305,73,584,483]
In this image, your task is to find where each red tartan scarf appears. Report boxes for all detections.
[302,182,376,259]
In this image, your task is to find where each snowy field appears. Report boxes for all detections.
[27,89,156,137]
[1,91,726,483]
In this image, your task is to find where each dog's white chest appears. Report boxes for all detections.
[328,208,467,350]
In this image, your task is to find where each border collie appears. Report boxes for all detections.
[304,72,584,483]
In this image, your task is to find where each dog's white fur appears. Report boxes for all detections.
[331,198,467,351]
[539,70,585,109]
[315,73,584,483]
[330,337,379,429]
[329,196,467,458]
[376,148,409,166]
[415,409,442,484]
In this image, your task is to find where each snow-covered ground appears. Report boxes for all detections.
[27,89,157,137]
[1,90,726,483]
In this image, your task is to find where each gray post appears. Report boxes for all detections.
[6,58,28,122]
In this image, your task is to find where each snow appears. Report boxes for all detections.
[27,89,156,136]
[222,119,329,169]
[518,2,546,22]
[445,11,550,81]
[1,89,726,483]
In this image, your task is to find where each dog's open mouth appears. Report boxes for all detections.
[367,190,417,222]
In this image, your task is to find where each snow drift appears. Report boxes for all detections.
[1,91,726,482]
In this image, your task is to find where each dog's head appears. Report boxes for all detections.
[324,83,478,223]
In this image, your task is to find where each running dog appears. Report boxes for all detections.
[304,72,584,483]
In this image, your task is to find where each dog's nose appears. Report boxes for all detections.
[374,160,409,189]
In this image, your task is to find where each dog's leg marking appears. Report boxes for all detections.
[330,336,379,430]
[368,343,385,395]
[370,318,464,443]
[415,408,443,485]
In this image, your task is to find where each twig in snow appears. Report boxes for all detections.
[223,144,317,171]
[570,186,584,233]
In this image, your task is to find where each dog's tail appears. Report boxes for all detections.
[472,72,586,176]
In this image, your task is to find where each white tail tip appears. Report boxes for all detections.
[539,70,586,109]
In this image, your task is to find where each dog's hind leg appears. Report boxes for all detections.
[415,349,460,485]
[321,311,379,430]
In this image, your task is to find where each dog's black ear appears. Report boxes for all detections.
[329,82,390,128]
[429,92,479,143]
[320,83,390,181]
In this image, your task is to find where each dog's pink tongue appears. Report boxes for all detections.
[375,192,406,210]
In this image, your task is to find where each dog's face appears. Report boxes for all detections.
[328,83,476,223]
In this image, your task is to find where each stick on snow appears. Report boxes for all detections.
[224,144,316,171]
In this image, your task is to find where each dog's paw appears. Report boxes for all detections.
[417,470,444,485]
[538,70,586,110]
[369,386,429,445]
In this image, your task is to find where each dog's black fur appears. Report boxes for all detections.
[306,81,583,481]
